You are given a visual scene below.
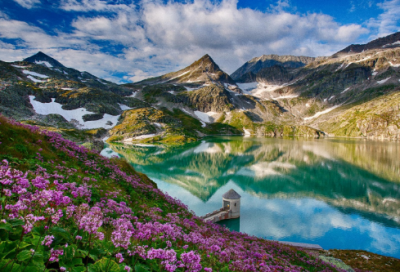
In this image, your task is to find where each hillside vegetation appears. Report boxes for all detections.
[0,116,345,272]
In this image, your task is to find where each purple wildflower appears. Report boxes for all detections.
[42,235,54,247]
[79,206,103,234]
[49,248,63,262]
[115,253,124,263]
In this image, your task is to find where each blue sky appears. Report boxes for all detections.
[0,0,399,83]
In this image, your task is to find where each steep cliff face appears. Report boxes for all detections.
[178,84,234,112]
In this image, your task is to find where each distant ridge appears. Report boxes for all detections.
[333,31,400,57]
[231,54,315,82]
[23,51,65,68]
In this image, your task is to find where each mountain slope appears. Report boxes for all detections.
[1,52,145,130]
[228,31,400,139]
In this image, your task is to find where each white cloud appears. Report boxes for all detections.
[66,0,368,77]
[71,12,145,46]
[50,49,137,83]
[0,14,85,49]
[124,69,155,82]
[367,0,400,38]
[0,0,372,82]
[60,0,135,12]
[13,0,41,9]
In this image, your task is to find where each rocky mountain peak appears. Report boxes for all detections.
[231,54,315,82]
[23,51,65,68]
[135,54,236,85]
[185,54,224,75]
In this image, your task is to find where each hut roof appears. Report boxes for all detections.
[222,189,241,199]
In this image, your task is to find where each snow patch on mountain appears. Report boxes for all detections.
[35,61,53,68]
[184,86,201,91]
[237,82,258,92]
[118,104,132,111]
[194,111,212,124]
[341,87,350,93]
[303,104,342,121]
[29,96,120,129]
[22,70,48,78]
[11,65,27,68]
[354,56,372,63]
[129,91,139,98]
[272,94,299,100]
[166,71,190,81]
[382,41,400,48]
[389,61,400,67]
[335,63,345,71]
[27,76,45,83]
[238,82,290,100]
[377,77,391,84]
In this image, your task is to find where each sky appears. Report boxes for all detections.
[0,0,399,83]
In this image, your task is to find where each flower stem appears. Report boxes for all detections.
[8,231,24,271]
[21,219,50,272]
[85,233,92,272]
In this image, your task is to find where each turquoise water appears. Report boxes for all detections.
[103,137,400,258]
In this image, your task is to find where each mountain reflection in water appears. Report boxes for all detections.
[105,137,400,258]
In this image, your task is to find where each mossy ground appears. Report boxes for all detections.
[326,250,400,272]
[317,89,400,138]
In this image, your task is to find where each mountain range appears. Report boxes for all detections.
[1,31,400,148]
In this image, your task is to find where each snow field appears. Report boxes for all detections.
[22,70,48,78]
[35,61,53,68]
[29,95,120,129]
[303,104,342,121]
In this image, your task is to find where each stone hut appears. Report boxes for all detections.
[222,189,241,218]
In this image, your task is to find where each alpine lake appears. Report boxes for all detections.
[101,136,400,258]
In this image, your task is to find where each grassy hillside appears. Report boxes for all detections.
[108,107,242,145]
[316,89,400,139]
[0,115,344,271]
